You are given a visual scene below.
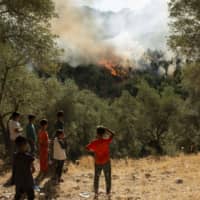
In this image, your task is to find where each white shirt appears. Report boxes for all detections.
[53,138,67,160]
[8,120,22,141]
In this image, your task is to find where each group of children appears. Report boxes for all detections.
[8,111,115,200]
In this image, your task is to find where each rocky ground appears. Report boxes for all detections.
[0,154,200,200]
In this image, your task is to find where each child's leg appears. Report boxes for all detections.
[58,160,65,180]
[26,188,35,200]
[55,160,60,180]
[14,187,23,200]
[103,161,111,194]
[94,164,102,194]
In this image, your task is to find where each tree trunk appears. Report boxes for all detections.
[0,114,10,155]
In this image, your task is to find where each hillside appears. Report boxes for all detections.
[0,154,200,199]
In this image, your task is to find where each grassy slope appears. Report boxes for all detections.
[0,154,200,199]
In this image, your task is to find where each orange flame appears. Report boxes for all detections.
[98,59,118,76]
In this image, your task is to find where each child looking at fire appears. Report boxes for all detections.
[38,119,49,174]
[86,126,115,199]
[53,129,67,184]
[13,136,35,200]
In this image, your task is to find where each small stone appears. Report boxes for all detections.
[112,175,120,180]
[175,179,183,184]
[145,173,151,179]
[73,186,80,190]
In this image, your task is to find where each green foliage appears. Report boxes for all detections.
[0,0,60,150]
[174,63,200,152]
[168,0,200,60]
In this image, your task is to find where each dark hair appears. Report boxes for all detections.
[40,119,48,127]
[28,114,36,121]
[57,111,64,118]
[55,129,64,137]
[12,112,20,120]
[97,126,105,136]
[15,136,27,147]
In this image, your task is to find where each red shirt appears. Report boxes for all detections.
[87,137,112,164]
[38,130,49,150]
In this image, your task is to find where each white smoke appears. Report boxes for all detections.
[52,0,169,67]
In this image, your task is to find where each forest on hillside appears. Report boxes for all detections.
[0,0,200,160]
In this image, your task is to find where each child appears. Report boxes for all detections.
[8,112,23,186]
[13,136,35,200]
[38,119,49,174]
[26,115,37,155]
[8,112,23,161]
[55,111,64,131]
[53,129,67,184]
[86,126,115,199]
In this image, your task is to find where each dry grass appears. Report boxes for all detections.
[1,154,200,199]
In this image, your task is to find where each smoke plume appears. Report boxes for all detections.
[52,0,124,67]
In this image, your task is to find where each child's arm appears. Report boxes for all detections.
[31,162,35,174]
[105,127,115,138]
[86,142,95,152]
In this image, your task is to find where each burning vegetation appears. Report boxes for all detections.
[98,57,133,77]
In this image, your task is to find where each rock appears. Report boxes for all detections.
[112,175,120,180]
[87,173,93,178]
[175,179,183,184]
[76,179,81,183]
[73,186,80,190]
[145,173,151,179]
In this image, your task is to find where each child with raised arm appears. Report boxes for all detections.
[38,119,49,174]
[86,126,115,199]
[53,129,67,184]
[13,136,35,200]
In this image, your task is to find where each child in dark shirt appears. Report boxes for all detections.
[55,111,64,131]
[26,114,37,155]
[86,126,115,199]
[13,136,35,200]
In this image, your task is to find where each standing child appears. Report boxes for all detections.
[8,112,23,186]
[38,119,49,174]
[13,136,35,200]
[53,129,67,184]
[86,126,115,199]
[55,111,64,131]
[26,115,37,155]
[8,112,23,162]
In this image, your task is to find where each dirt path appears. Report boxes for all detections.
[0,155,200,199]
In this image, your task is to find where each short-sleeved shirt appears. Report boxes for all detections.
[26,123,37,143]
[8,120,22,141]
[13,152,34,189]
[86,137,112,164]
[38,130,49,150]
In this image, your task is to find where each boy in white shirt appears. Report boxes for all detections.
[7,112,23,186]
[53,129,67,184]
[8,112,23,161]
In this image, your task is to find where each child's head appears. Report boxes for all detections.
[57,111,64,120]
[96,126,106,138]
[15,136,28,152]
[12,112,20,121]
[28,114,36,123]
[56,129,64,139]
[40,119,48,129]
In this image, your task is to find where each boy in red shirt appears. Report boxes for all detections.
[86,126,115,199]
